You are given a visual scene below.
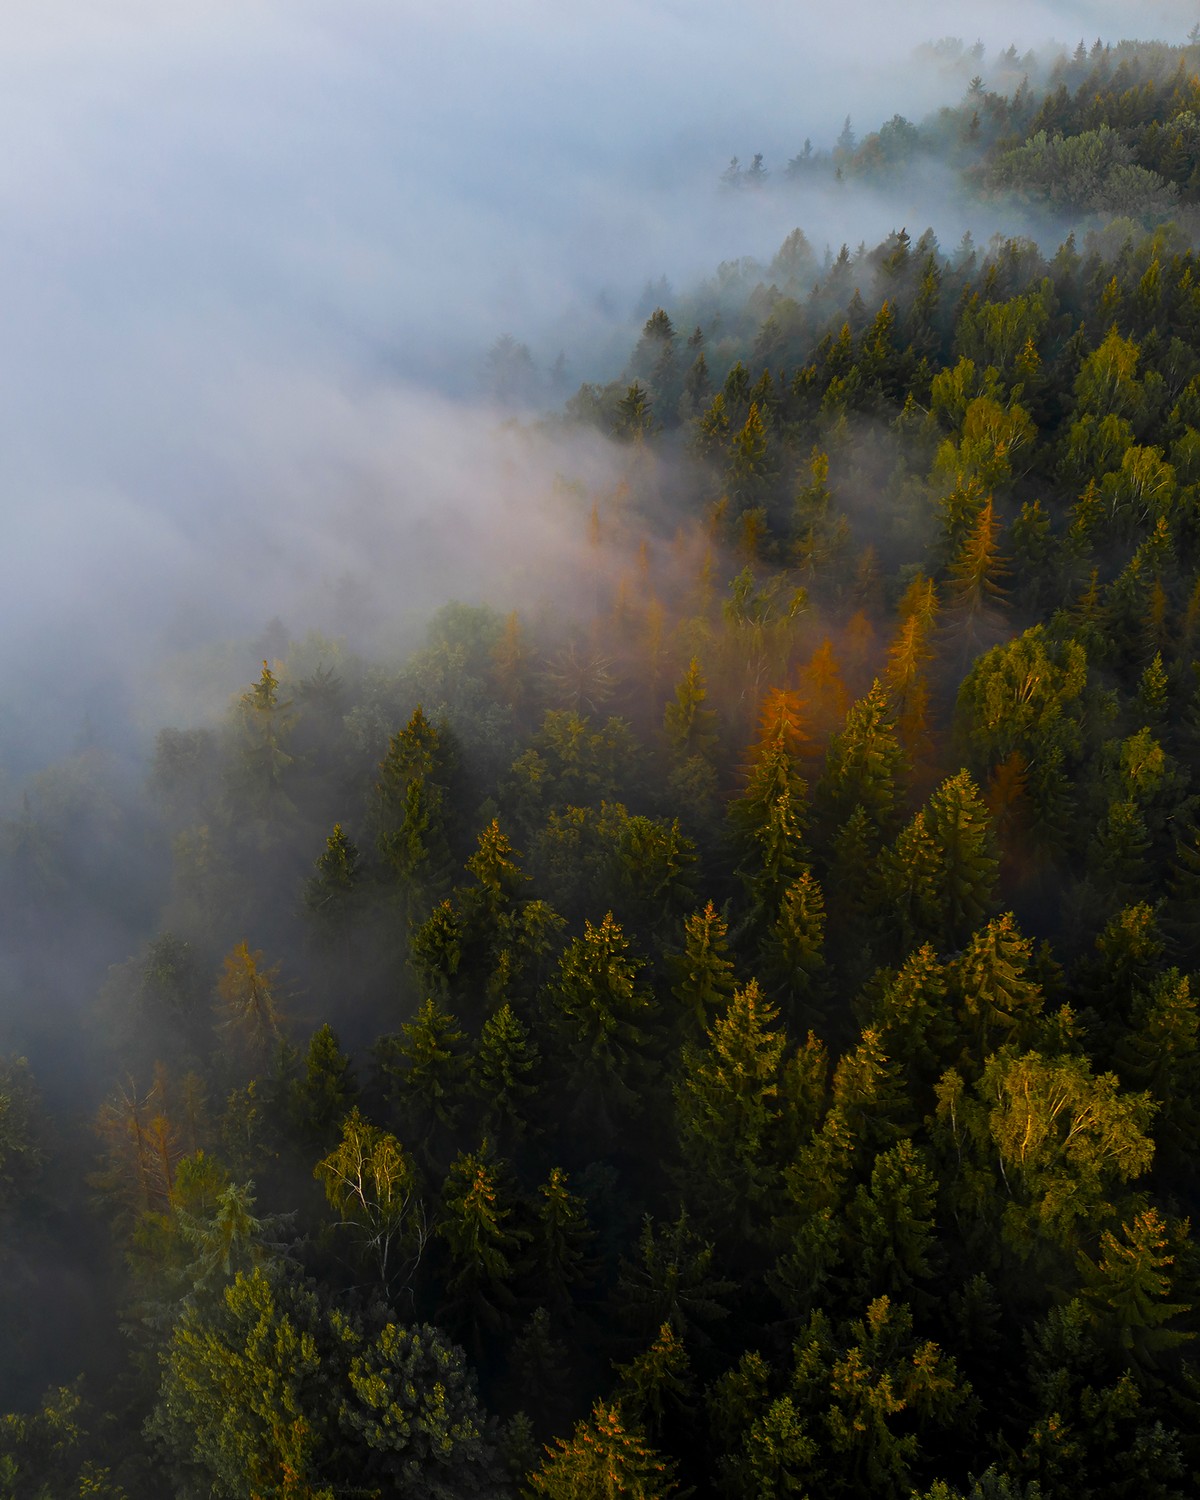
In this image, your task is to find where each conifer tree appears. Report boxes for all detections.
[436,1145,529,1349]
[215,942,287,1069]
[663,657,719,762]
[885,575,939,767]
[727,402,772,510]
[291,1022,357,1146]
[614,1323,694,1438]
[881,809,944,957]
[794,448,849,582]
[304,822,363,949]
[374,997,468,1149]
[728,688,811,932]
[470,1002,541,1146]
[843,1138,940,1305]
[871,943,953,1096]
[814,681,906,847]
[827,1027,911,1161]
[798,637,850,746]
[824,804,885,983]
[375,706,455,924]
[549,912,657,1142]
[760,869,828,1030]
[942,497,1009,661]
[953,913,1043,1065]
[675,981,788,1240]
[1114,968,1200,1178]
[1075,1207,1192,1370]
[408,897,463,1003]
[228,660,295,825]
[925,770,999,947]
[615,1210,734,1346]
[530,1167,594,1320]
[529,1402,679,1498]
[664,900,737,1045]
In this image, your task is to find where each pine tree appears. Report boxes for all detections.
[814,681,906,847]
[827,1027,911,1160]
[291,1023,357,1146]
[885,575,939,766]
[1115,968,1200,1178]
[375,997,469,1149]
[436,1145,529,1349]
[880,810,944,957]
[614,1323,694,1438]
[304,823,363,949]
[465,817,526,912]
[843,1139,940,1305]
[760,869,828,1030]
[215,942,287,1069]
[93,1069,182,1223]
[529,1402,679,1498]
[871,943,953,1096]
[375,706,455,924]
[925,770,999,947]
[408,898,463,1003]
[942,497,1009,662]
[228,660,295,825]
[675,980,788,1242]
[663,657,719,762]
[615,1210,734,1346]
[1075,1208,1192,1370]
[664,900,737,1045]
[728,688,811,932]
[952,913,1043,1065]
[530,1167,594,1319]
[824,804,885,985]
[798,638,850,746]
[727,402,773,509]
[470,1002,541,1146]
[794,448,849,582]
[1136,650,1170,726]
[549,913,657,1143]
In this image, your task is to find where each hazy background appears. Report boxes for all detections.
[0,0,1195,766]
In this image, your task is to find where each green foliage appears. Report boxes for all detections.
[665,900,736,1043]
[291,1023,356,1144]
[548,912,657,1140]
[616,1211,734,1347]
[148,1266,502,1499]
[675,980,788,1240]
[435,1144,529,1346]
[314,1109,426,1291]
[529,1401,678,1498]
[304,824,363,946]
[815,681,906,844]
[470,1003,541,1145]
[376,997,469,1141]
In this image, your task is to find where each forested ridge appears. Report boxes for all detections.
[9,32,1200,1500]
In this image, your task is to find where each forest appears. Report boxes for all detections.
[8,28,1200,1500]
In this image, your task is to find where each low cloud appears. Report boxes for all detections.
[0,0,1195,761]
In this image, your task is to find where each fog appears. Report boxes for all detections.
[0,0,1195,764]
[0,0,1197,1437]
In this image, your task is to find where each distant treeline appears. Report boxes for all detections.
[720,35,1200,224]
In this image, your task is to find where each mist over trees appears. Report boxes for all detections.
[12,15,1200,1500]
